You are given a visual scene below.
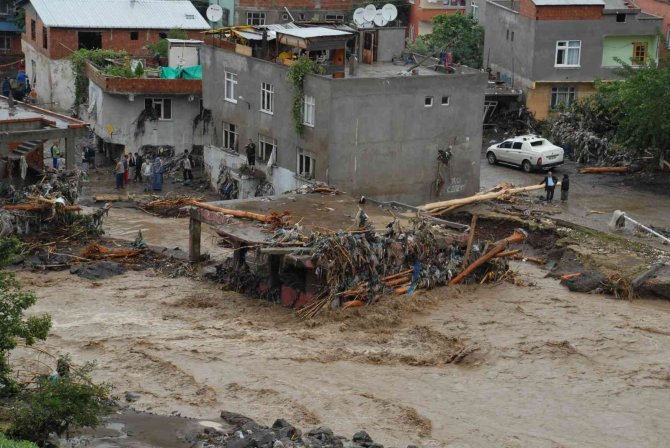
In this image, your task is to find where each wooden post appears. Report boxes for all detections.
[189,216,201,262]
[462,215,478,269]
[65,135,76,170]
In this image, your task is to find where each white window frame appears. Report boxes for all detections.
[555,40,581,68]
[0,33,11,50]
[223,122,238,151]
[258,135,277,161]
[144,98,172,120]
[471,1,479,21]
[550,86,576,110]
[260,82,274,114]
[424,96,434,107]
[224,71,237,103]
[247,12,266,25]
[297,151,315,179]
[441,95,450,106]
[303,95,315,127]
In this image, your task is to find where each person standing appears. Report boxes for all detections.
[540,170,558,202]
[141,157,152,192]
[114,159,125,189]
[122,154,129,185]
[245,138,256,172]
[128,152,136,183]
[152,157,163,192]
[182,149,193,185]
[561,174,570,201]
[134,152,143,182]
[50,143,61,169]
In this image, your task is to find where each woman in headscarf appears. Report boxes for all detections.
[152,156,163,192]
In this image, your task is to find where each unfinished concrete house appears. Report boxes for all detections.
[20,0,209,113]
[202,24,487,205]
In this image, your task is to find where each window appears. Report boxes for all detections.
[499,141,513,149]
[506,29,509,40]
[258,135,277,161]
[667,28,670,50]
[78,31,102,50]
[511,31,514,41]
[616,13,626,22]
[298,151,315,179]
[224,72,237,103]
[260,82,274,114]
[325,14,345,21]
[471,2,479,21]
[550,86,576,109]
[632,42,648,65]
[247,12,266,25]
[144,98,172,120]
[303,95,315,126]
[159,32,167,39]
[42,26,48,49]
[223,122,238,150]
[441,96,450,106]
[30,19,35,40]
[555,40,581,67]
[281,13,289,21]
[424,96,433,107]
[512,142,522,149]
[0,33,11,50]
[130,31,139,41]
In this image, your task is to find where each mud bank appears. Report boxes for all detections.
[19,261,670,448]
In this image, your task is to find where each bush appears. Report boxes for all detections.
[0,434,37,448]
[10,358,111,443]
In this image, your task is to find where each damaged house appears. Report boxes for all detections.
[20,0,209,113]
[202,24,487,205]
[477,0,663,119]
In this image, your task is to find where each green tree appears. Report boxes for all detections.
[408,13,484,69]
[146,28,189,58]
[0,238,51,397]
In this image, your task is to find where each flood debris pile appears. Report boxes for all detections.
[0,170,110,237]
[285,181,343,195]
[202,411,408,448]
[140,194,205,217]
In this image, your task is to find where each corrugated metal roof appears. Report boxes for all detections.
[275,27,352,39]
[532,0,604,5]
[29,0,211,30]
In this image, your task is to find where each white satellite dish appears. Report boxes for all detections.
[373,11,388,27]
[381,3,398,21]
[353,7,366,25]
[363,4,377,22]
[206,4,224,22]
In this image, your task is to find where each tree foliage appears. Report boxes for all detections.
[69,49,130,113]
[146,28,189,58]
[0,434,37,448]
[0,238,51,397]
[287,57,324,135]
[407,13,484,68]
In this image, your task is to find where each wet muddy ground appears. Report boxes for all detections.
[19,259,670,448]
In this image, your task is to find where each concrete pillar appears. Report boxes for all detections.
[65,135,75,170]
[189,216,201,262]
[0,142,8,158]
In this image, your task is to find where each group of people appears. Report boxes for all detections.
[540,171,570,203]
[114,149,194,192]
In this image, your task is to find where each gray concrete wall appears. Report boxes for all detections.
[376,28,406,62]
[86,82,202,154]
[22,39,76,113]
[327,73,486,204]
[483,1,536,90]
[202,45,486,205]
[532,15,663,81]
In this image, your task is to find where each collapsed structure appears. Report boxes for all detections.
[201,23,487,205]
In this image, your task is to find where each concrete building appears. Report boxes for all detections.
[478,0,662,119]
[20,0,209,113]
[202,24,486,205]
[635,0,670,62]
[408,0,466,42]
[0,3,23,61]
[83,59,204,161]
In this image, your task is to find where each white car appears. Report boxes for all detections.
[486,135,564,173]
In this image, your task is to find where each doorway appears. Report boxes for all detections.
[78,32,102,50]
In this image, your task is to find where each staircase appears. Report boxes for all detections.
[8,140,47,172]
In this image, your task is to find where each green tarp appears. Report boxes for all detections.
[160,65,202,80]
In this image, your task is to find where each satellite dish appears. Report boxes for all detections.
[373,11,388,27]
[381,3,398,21]
[353,7,366,26]
[363,4,377,22]
[206,4,224,22]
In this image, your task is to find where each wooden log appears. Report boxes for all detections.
[632,263,665,290]
[420,184,559,212]
[381,269,413,282]
[189,217,202,263]
[191,201,272,223]
[579,167,629,174]
[3,204,81,212]
[462,215,478,269]
[342,299,365,308]
[449,229,527,286]
[495,249,521,258]
[510,254,546,264]
[384,276,412,287]
[395,285,411,295]
[560,272,581,280]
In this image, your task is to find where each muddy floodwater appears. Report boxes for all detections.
[20,260,670,448]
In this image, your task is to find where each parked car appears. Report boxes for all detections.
[486,135,564,172]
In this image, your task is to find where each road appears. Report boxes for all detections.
[479,153,670,249]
